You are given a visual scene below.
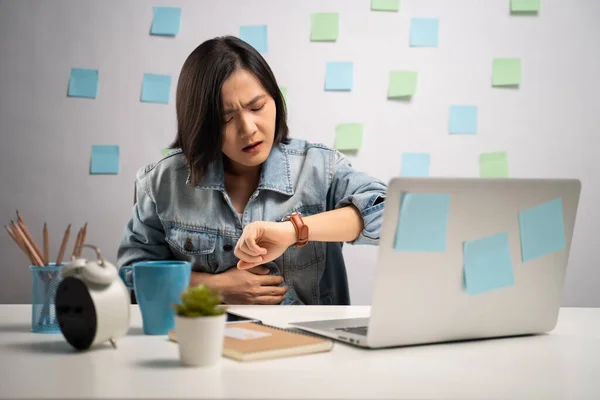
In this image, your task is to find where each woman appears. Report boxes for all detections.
[117,36,387,305]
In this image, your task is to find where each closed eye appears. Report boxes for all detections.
[251,104,264,112]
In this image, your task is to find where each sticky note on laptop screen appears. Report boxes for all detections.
[463,232,515,296]
[518,197,566,262]
[393,193,450,252]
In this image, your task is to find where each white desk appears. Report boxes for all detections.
[0,305,598,399]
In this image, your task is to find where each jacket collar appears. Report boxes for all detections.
[189,143,294,196]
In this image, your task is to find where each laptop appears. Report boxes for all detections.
[289,177,581,349]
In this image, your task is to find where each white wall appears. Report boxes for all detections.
[0,0,598,305]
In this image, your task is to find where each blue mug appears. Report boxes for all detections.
[119,260,191,335]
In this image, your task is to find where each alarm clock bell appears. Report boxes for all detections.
[55,244,131,351]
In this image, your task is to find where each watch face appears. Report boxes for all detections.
[55,277,97,350]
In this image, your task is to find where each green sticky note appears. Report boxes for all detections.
[510,0,540,13]
[388,70,418,98]
[480,151,509,178]
[371,0,400,11]
[280,86,288,103]
[492,58,521,86]
[311,13,339,42]
[161,148,171,157]
[334,123,363,151]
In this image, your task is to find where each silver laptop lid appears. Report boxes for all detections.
[367,178,581,348]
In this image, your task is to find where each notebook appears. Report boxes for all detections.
[168,321,333,362]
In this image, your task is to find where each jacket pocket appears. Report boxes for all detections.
[165,225,216,257]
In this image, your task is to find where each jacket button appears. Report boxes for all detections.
[223,244,233,252]
[184,239,194,252]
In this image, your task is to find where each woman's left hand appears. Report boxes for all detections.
[235,221,296,270]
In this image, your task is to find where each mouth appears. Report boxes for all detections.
[242,141,263,153]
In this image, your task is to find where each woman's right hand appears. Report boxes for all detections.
[191,266,287,305]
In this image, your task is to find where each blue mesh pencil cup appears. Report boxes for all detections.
[30,263,63,333]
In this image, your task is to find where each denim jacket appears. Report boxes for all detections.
[116,138,387,305]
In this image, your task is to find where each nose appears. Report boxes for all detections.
[238,112,257,137]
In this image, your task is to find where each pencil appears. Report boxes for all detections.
[13,223,44,267]
[15,211,45,265]
[9,221,35,264]
[72,228,82,259]
[78,223,88,257]
[5,224,26,255]
[43,223,49,266]
[55,224,71,266]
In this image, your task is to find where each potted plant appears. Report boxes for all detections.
[173,284,227,367]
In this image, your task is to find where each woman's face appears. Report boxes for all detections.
[220,68,276,172]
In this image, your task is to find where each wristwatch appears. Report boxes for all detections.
[282,212,309,248]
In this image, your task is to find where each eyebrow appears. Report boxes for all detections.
[223,94,266,115]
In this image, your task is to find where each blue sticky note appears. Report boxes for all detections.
[67,68,98,99]
[394,193,451,252]
[151,7,181,36]
[90,145,119,175]
[449,105,477,134]
[463,232,515,296]
[410,18,439,47]
[141,73,171,104]
[240,25,268,53]
[325,62,353,91]
[519,198,566,262]
[401,153,430,177]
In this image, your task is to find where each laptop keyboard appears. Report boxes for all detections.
[335,326,368,336]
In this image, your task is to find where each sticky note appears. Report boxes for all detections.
[161,148,171,157]
[410,18,439,47]
[519,198,566,262]
[449,105,477,134]
[334,123,363,151]
[311,13,339,42]
[371,0,400,11]
[388,70,418,98]
[67,68,98,99]
[401,153,430,177]
[240,25,268,53]
[325,62,353,91]
[480,151,509,178]
[141,73,171,104]
[150,7,181,36]
[394,193,450,252]
[492,58,521,86]
[463,232,515,296]
[90,145,119,175]
[280,87,288,104]
[510,0,540,12]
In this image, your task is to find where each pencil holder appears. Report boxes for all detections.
[30,264,63,333]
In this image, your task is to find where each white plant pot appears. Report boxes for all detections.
[175,313,227,367]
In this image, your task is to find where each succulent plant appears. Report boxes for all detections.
[173,284,227,317]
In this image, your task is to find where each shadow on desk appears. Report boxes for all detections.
[136,359,181,369]
[5,340,115,355]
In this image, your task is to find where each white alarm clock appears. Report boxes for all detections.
[55,244,131,350]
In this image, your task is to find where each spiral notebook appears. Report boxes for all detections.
[168,321,333,362]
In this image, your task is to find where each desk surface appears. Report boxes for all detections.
[0,305,598,399]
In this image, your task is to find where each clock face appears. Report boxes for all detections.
[55,277,97,350]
